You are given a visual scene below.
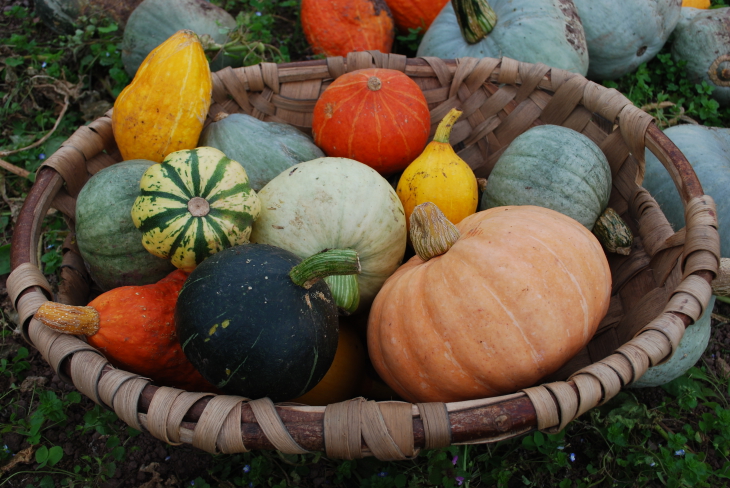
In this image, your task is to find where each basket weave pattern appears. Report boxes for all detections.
[8,52,721,460]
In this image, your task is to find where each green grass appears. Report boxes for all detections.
[2,1,730,487]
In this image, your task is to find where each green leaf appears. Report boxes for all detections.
[48,445,63,466]
[0,244,11,275]
[35,445,49,465]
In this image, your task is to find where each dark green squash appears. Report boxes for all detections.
[75,160,176,291]
[35,0,144,34]
[121,0,239,77]
[175,244,360,401]
[198,113,325,192]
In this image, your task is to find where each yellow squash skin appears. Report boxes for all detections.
[396,108,478,227]
[112,30,212,162]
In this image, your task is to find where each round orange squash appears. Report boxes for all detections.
[312,68,431,176]
[386,0,448,33]
[367,204,612,403]
[301,0,395,57]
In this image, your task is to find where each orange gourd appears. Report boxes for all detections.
[301,0,395,57]
[312,68,431,176]
[112,30,212,162]
[386,0,449,32]
[34,270,216,392]
[367,203,612,403]
[291,324,367,406]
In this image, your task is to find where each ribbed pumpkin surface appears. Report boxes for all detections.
[367,205,612,403]
[112,29,212,162]
[131,147,261,271]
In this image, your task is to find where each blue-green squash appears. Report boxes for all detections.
[671,7,730,107]
[130,146,261,272]
[121,0,239,77]
[417,0,589,76]
[35,0,143,34]
[175,244,360,401]
[198,112,325,192]
[572,0,682,80]
[75,160,176,291]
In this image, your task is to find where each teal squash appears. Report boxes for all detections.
[75,160,176,291]
[671,7,730,107]
[175,244,360,401]
[121,0,238,77]
[642,124,730,257]
[35,0,143,34]
[250,157,407,314]
[198,113,325,192]
[417,0,589,76]
[572,0,682,80]
[629,296,715,388]
[480,125,611,230]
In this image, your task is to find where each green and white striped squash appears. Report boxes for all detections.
[131,146,261,272]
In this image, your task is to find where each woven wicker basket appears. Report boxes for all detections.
[8,52,721,460]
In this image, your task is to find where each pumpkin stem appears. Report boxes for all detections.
[35,302,100,336]
[213,112,230,122]
[289,249,361,289]
[324,274,361,315]
[713,257,730,298]
[410,202,461,261]
[367,76,382,91]
[452,0,498,44]
[433,108,462,144]
[592,207,633,255]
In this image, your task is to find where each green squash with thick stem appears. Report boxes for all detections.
[417,0,589,76]
[175,244,360,401]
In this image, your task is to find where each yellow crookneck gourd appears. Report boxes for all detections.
[112,30,212,162]
[396,108,478,228]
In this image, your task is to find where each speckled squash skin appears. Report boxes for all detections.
[250,157,407,313]
[113,29,212,162]
[75,160,176,291]
[385,0,448,32]
[417,0,589,76]
[671,7,730,107]
[573,0,682,80]
[175,244,339,401]
[87,269,216,392]
[480,125,612,231]
[367,205,612,403]
[301,0,395,57]
[198,113,325,192]
[121,0,239,76]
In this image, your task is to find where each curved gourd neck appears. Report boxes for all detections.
[452,0,498,45]
[433,108,462,144]
[289,249,361,289]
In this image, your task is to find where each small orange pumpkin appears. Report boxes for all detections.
[312,68,431,176]
[367,203,612,403]
[301,0,395,57]
[386,0,449,33]
[35,269,216,392]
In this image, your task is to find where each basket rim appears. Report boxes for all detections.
[7,54,720,459]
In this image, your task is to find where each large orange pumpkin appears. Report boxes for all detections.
[301,0,395,57]
[367,204,612,403]
[312,68,431,176]
[386,0,449,33]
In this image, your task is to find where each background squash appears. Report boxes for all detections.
[36,0,143,34]
[385,0,448,33]
[198,112,325,192]
[121,0,239,77]
[131,147,261,272]
[417,0,589,76]
[572,0,682,80]
[250,157,407,314]
[300,0,395,57]
[368,204,612,403]
[75,160,176,291]
[113,29,212,163]
[311,68,430,176]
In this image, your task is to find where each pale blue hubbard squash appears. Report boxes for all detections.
[121,0,239,77]
[198,112,325,192]
[35,0,143,34]
[671,7,730,107]
[572,0,682,80]
[417,0,589,76]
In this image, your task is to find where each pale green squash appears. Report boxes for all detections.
[417,0,589,76]
[671,7,730,107]
[572,0,682,80]
[250,157,407,314]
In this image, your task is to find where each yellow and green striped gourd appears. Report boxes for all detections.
[131,146,261,271]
